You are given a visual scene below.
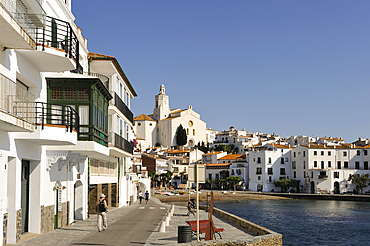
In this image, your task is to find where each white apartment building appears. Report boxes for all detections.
[248,144,292,192]
[292,144,370,194]
[202,151,228,163]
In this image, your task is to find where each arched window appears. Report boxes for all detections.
[193,129,195,135]
[187,128,189,135]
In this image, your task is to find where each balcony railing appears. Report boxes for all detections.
[35,102,79,133]
[84,72,109,89]
[0,73,35,123]
[111,92,133,124]
[109,133,134,154]
[1,0,46,40]
[35,16,80,72]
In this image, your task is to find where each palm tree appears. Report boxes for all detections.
[226,176,242,192]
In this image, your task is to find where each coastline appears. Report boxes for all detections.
[153,190,291,203]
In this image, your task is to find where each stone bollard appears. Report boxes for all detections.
[170,204,174,216]
[165,213,170,226]
[159,220,166,232]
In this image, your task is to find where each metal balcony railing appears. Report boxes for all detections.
[35,16,80,72]
[35,102,79,133]
[111,92,133,124]
[83,72,109,90]
[1,0,46,40]
[0,73,35,123]
[109,132,134,154]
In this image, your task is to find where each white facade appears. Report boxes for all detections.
[248,144,292,192]
[134,85,207,148]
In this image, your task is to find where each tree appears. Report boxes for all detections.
[206,179,218,190]
[274,177,291,192]
[215,144,235,154]
[219,179,227,190]
[160,171,173,189]
[226,176,242,191]
[149,171,158,188]
[176,124,187,146]
[348,173,370,194]
[197,141,210,153]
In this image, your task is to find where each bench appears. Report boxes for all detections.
[186,220,225,239]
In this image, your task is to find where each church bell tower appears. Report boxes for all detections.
[153,84,170,121]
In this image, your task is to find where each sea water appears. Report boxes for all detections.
[216,199,370,246]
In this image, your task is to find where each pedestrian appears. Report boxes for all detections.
[96,194,108,232]
[139,190,143,204]
[145,190,150,204]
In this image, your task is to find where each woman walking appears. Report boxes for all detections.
[139,190,143,204]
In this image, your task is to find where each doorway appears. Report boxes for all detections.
[21,160,30,234]
[310,181,315,194]
[334,182,340,194]
[74,181,83,220]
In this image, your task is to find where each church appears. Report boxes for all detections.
[134,85,207,149]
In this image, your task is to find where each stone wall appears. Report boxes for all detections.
[16,209,21,243]
[57,202,67,228]
[89,183,117,214]
[198,206,282,246]
[2,213,7,246]
[41,205,54,234]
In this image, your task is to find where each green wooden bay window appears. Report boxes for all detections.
[47,77,112,146]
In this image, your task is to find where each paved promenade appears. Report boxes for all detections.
[11,198,254,245]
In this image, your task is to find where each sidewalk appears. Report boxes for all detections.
[12,198,255,245]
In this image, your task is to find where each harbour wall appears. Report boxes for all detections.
[261,192,370,202]
[190,205,282,246]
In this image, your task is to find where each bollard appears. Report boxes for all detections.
[165,213,170,226]
[171,204,174,216]
[159,221,166,232]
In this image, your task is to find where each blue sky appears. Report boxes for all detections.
[72,1,370,142]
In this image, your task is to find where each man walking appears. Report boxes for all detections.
[139,190,143,204]
[97,194,108,232]
[145,190,150,204]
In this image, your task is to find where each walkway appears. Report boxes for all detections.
[12,198,255,245]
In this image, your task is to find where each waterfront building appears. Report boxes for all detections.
[292,144,370,194]
[202,151,228,164]
[206,128,218,144]
[0,0,87,243]
[134,84,207,148]
[248,144,292,192]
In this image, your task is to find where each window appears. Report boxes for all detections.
[365,161,369,170]
[321,161,324,169]
[314,161,317,167]
[79,105,89,125]
[334,172,339,179]
[215,174,219,180]
[280,168,286,175]
[337,161,341,169]
[328,161,331,168]
[344,161,348,168]
[173,167,179,172]
[292,161,296,169]
[303,161,306,169]
[209,174,212,179]
[303,171,306,178]
[311,171,313,178]
[355,161,360,169]
[293,152,296,158]
[293,171,296,178]
[321,151,324,156]
[328,151,331,156]
[257,157,261,163]
[303,151,306,157]
[193,129,195,135]
[281,158,285,164]
[268,168,273,175]
[364,150,368,156]
[268,157,271,164]
[187,128,189,135]
[343,152,347,157]
[232,169,235,175]
[357,150,361,156]
[256,167,262,175]
[314,151,317,156]
[258,176,261,180]
[269,176,272,183]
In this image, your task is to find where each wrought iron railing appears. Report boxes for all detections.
[0,73,35,123]
[109,132,134,154]
[35,16,80,71]
[83,72,109,90]
[35,102,79,133]
[1,0,46,40]
[111,92,133,124]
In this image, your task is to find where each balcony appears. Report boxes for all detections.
[0,0,45,50]
[14,102,79,145]
[318,171,328,179]
[17,16,80,72]
[108,132,134,155]
[83,72,109,90]
[0,73,35,132]
[109,92,133,124]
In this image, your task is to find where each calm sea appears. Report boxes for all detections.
[215,199,370,246]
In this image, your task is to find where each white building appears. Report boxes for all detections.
[248,144,292,192]
[134,84,207,149]
[292,144,370,194]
